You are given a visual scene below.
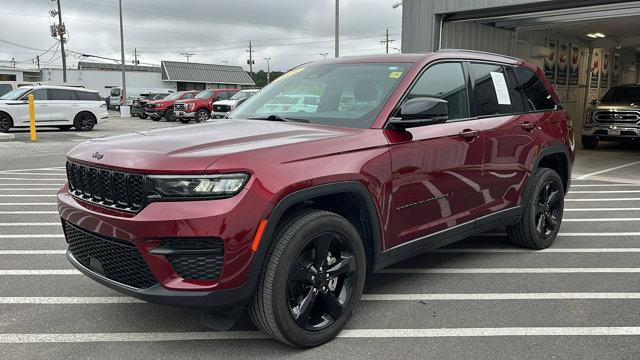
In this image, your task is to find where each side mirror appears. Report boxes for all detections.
[590,99,599,106]
[389,97,448,129]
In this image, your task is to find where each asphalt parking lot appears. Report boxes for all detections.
[1,115,640,359]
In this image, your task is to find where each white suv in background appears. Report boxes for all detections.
[211,89,260,118]
[0,85,108,133]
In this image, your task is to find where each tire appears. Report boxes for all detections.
[180,119,191,124]
[57,125,72,131]
[151,116,160,122]
[73,112,95,131]
[138,113,148,119]
[507,168,564,249]
[164,109,176,122]
[248,210,366,347]
[581,135,598,149]
[0,112,13,133]
[196,109,209,123]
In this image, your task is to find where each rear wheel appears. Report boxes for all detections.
[151,116,160,122]
[73,112,95,131]
[0,113,13,133]
[248,210,366,347]
[581,136,598,149]
[164,109,176,122]
[507,168,564,249]
[196,109,210,123]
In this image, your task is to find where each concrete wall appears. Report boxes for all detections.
[0,68,24,82]
[41,68,170,97]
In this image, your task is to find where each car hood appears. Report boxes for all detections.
[213,99,237,106]
[592,102,640,111]
[66,119,359,173]
[175,98,207,105]
[147,99,174,106]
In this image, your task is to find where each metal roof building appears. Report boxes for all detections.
[161,61,255,91]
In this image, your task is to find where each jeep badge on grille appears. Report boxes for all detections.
[92,152,104,160]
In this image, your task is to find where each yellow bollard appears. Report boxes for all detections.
[28,94,36,141]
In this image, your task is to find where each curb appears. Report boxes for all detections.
[0,133,15,140]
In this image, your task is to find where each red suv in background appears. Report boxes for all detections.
[58,51,574,347]
[174,88,239,123]
[145,90,199,122]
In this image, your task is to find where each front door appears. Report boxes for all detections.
[387,61,486,249]
[17,88,51,126]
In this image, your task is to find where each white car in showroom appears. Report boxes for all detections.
[211,89,259,118]
[0,85,108,133]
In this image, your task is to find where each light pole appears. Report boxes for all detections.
[263,57,271,84]
[118,0,127,115]
[319,53,328,60]
[335,0,339,58]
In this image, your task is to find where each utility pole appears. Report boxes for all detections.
[380,28,395,54]
[118,0,127,108]
[180,52,195,62]
[222,60,229,66]
[335,0,339,58]
[319,53,328,60]
[36,55,40,69]
[263,57,271,84]
[50,0,67,81]
[246,41,255,75]
[133,48,139,66]
[10,58,16,68]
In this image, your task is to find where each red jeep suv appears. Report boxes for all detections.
[58,51,574,347]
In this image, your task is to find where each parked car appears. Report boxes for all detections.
[144,90,199,122]
[211,89,260,118]
[109,87,175,109]
[582,84,640,148]
[58,51,573,347]
[0,81,85,97]
[131,93,172,119]
[257,94,320,114]
[174,88,239,123]
[0,85,107,132]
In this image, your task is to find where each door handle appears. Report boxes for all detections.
[521,121,537,131]
[458,129,480,141]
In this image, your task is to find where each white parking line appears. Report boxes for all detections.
[0,211,58,214]
[0,178,64,181]
[0,250,66,255]
[569,190,640,194]
[571,184,640,187]
[0,203,57,206]
[565,208,640,211]
[0,223,60,226]
[0,195,57,197]
[0,270,79,275]
[566,198,640,202]
[562,218,640,222]
[362,293,640,301]
[380,268,640,274]
[0,234,64,238]
[576,160,640,180]
[434,248,640,253]
[0,167,65,173]
[0,173,67,176]
[0,184,64,187]
[2,327,640,343]
[479,232,640,237]
[0,189,59,191]
[0,297,141,304]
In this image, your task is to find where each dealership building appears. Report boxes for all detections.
[402,0,640,128]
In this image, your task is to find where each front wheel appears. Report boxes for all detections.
[507,168,564,249]
[164,109,176,122]
[73,113,95,131]
[138,113,148,119]
[248,210,366,347]
[196,109,210,123]
[0,113,13,133]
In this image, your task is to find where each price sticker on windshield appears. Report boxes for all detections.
[388,71,403,79]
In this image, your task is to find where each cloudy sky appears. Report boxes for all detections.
[1,0,402,72]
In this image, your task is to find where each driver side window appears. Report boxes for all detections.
[24,89,48,101]
[407,62,469,120]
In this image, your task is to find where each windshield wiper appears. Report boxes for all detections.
[248,114,310,123]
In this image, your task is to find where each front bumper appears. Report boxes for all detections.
[582,124,640,141]
[145,108,164,117]
[174,110,196,119]
[211,111,229,119]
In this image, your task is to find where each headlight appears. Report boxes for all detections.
[148,173,249,198]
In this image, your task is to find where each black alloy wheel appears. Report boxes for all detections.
[0,113,12,133]
[533,178,562,239]
[165,109,176,122]
[196,109,210,123]
[74,113,95,131]
[287,231,356,331]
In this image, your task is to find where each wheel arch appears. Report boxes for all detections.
[251,181,383,275]
[74,110,96,121]
[528,145,572,195]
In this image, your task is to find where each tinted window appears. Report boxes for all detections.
[181,92,194,99]
[29,89,48,101]
[215,91,227,100]
[601,86,640,102]
[407,62,469,120]
[513,67,557,111]
[471,63,512,116]
[505,67,526,113]
[0,84,12,96]
[75,91,100,101]
[49,89,73,101]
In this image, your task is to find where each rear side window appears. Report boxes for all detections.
[407,62,469,120]
[505,67,526,113]
[513,67,557,111]
[75,91,101,101]
[470,63,513,116]
[218,91,230,100]
[182,92,194,99]
[0,84,12,96]
[48,89,73,101]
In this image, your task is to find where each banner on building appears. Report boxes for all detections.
[612,53,620,86]
[556,42,569,86]
[569,45,580,86]
[544,39,557,84]
[600,51,610,89]
[590,49,600,89]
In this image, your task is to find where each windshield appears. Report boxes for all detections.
[229,63,411,128]
[602,87,640,103]
[154,93,168,100]
[0,87,31,100]
[165,92,184,100]
[110,88,121,96]
[195,90,214,99]
[230,91,253,100]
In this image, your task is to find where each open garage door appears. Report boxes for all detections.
[438,1,640,135]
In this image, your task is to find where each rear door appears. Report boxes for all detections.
[48,88,76,125]
[387,61,486,249]
[471,62,537,211]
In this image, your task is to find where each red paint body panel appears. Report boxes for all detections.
[174,89,239,114]
[58,52,574,307]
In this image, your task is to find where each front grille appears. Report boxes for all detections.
[594,111,640,125]
[161,238,224,280]
[174,103,186,111]
[66,161,147,212]
[64,222,158,289]
[213,105,230,112]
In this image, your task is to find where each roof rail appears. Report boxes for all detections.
[437,49,522,62]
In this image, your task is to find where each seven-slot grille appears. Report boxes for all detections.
[213,104,230,113]
[594,111,640,125]
[64,222,158,289]
[66,161,147,212]
[173,103,186,111]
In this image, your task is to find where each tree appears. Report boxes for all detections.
[251,70,284,88]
